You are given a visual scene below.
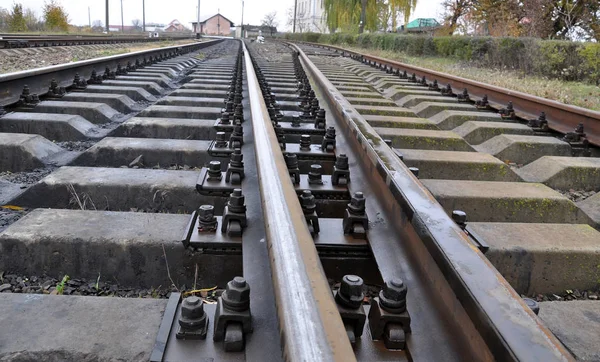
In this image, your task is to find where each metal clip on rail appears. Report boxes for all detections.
[213,277,253,352]
[368,278,412,350]
[334,275,367,345]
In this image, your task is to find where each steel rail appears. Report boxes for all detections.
[297,41,600,147]
[0,35,191,49]
[0,39,219,107]
[290,42,574,362]
[242,41,356,362]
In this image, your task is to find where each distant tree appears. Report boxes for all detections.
[43,0,69,32]
[24,7,43,31]
[131,19,142,32]
[0,7,10,31]
[92,19,103,32]
[261,11,278,36]
[441,0,472,35]
[9,3,28,32]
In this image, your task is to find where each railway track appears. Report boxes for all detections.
[0,37,597,361]
[0,33,192,49]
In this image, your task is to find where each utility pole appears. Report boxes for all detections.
[120,0,124,33]
[217,8,220,36]
[142,0,145,33]
[293,0,297,33]
[88,7,91,27]
[196,0,201,37]
[105,0,109,33]
[240,0,244,38]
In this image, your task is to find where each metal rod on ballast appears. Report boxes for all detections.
[120,0,124,33]
[293,0,298,33]
[105,0,109,33]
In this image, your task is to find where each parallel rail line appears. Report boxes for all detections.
[0,34,192,49]
[299,41,600,147]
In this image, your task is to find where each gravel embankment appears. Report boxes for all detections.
[0,39,196,74]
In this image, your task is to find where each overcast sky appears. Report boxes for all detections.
[7,0,444,31]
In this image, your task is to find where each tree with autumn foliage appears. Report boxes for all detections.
[441,0,600,41]
[8,3,28,32]
[43,0,69,32]
[323,0,418,33]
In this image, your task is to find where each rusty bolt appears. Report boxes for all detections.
[347,192,366,215]
[179,296,207,329]
[335,154,349,170]
[207,161,222,181]
[198,205,215,221]
[300,190,316,214]
[308,164,323,184]
[336,274,364,309]
[452,210,467,229]
[222,276,250,312]
[379,278,407,313]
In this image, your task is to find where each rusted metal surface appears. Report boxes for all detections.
[0,40,220,107]
[242,42,356,362]
[290,42,574,362]
[300,41,600,147]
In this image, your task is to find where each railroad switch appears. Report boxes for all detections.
[88,70,103,85]
[334,275,367,344]
[300,190,320,234]
[176,296,209,340]
[368,278,411,350]
[17,85,40,108]
[213,277,253,352]
[47,79,66,98]
[321,127,337,152]
[221,189,247,237]
[225,149,245,185]
[72,73,87,90]
[332,154,350,186]
[343,192,369,239]
[499,101,515,119]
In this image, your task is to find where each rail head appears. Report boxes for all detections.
[289,41,573,362]
[242,41,356,362]
[0,39,219,107]
[295,41,600,147]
